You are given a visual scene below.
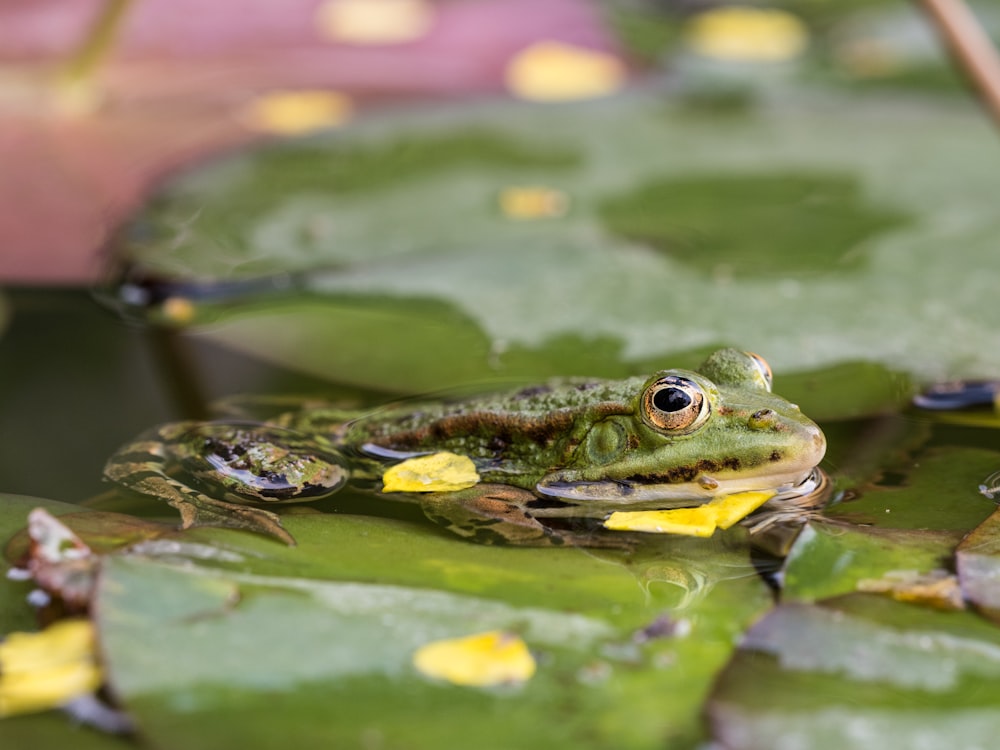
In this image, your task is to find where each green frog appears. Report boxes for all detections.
[103,349,827,546]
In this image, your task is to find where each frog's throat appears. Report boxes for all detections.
[534,465,819,506]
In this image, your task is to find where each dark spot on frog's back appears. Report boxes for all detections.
[514,384,553,399]
[769,450,782,462]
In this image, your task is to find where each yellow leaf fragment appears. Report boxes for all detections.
[499,186,570,219]
[857,570,965,611]
[605,505,718,536]
[0,620,102,717]
[382,452,480,493]
[413,630,536,687]
[504,41,626,102]
[686,7,808,63]
[240,90,353,136]
[315,0,433,45]
[160,297,197,326]
[603,490,776,536]
[709,490,776,529]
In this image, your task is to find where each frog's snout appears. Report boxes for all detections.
[802,422,827,467]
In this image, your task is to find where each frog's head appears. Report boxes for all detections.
[537,349,826,504]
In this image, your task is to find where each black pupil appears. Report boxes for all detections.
[653,387,691,413]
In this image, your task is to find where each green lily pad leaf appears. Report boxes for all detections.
[782,521,960,602]
[598,172,908,276]
[825,446,1000,531]
[93,511,773,749]
[956,508,1000,624]
[0,712,133,750]
[775,361,913,422]
[111,91,1000,383]
[707,593,1000,749]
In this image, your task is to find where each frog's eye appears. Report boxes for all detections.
[641,376,710,433]
[746,351,773,392]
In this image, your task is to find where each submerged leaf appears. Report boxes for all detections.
[412,630,536,687]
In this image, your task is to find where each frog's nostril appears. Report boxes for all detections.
[748,409,777,430]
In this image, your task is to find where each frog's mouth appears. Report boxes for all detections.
[536,419,827,513]
[533,466,825,517]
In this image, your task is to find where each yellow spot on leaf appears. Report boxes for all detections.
[241,90,353,136]
[686,7,808,63]
[499,186,570,219]
[316,0,433,45]
[603,490,775,536]
[505,42,626,102]
[413,630,536,687]
[0,620,102,717]
[382,452,480,493]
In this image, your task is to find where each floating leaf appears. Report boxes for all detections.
[87,509,773,748]
[708,594,1000,749]
[782,521,960,603]
[604,490,774,537]
[856,569,964,611]
[0,620,102,718]
[412,630,535,687]
[382,452,480,493]
[112,90,1000,384]
[956,508,1000,624]
[825,447,1000,531]
[606,505,718,537]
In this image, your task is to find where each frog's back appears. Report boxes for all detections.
[344,377,641,474]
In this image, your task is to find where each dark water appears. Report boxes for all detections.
[0,289,364,504]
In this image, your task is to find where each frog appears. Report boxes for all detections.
[103,349,827,546]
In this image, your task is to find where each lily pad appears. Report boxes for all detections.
[781,521,960,602]
[825,446,1000,531]
[110,90,1000,384]
[91,511,774,749]
[956,508,1000,624]
[707,593,1000,749]
[598,171,909,276]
